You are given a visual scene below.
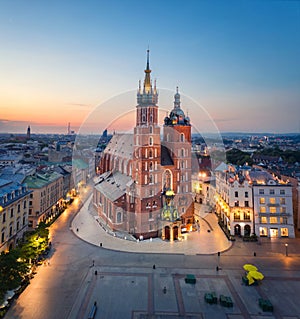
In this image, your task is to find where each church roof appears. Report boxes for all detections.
[104,134,133,160]
[161,145,174,166]
[94,171,132,202]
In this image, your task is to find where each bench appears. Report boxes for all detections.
[219,294,233,307]
[259,298,273,312]
[185,274,196,284]
[204,292,217,304]
[88,302,97,319]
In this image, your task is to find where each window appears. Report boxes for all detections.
[1,232,4,244]
[234,201,239,207]
[149,211,152,219]
[149,126,153,134]
[149,162,153,171]
[245,191,248,198]
[2,213,6,223]
[18,204,20,213]
[259,198,265,204]
[245,201,249,207]
[180,133,185,142]
[270,217,277,224]
[181,149,185,157]
[280,207,286,214]
[269,198,276,204]
[149,174,153,184]
[281,228,288,237]
[9,226,12,237]
[235,191,238,198]
[149,137,153,146]
[234,212,240,220]
[259,189,264,195]
[280,198,285,205]
[270,207,277,213]
[260,217,267,224]
[280,189,285,195]
[10,208,14,218]
[116,212,122,223]
[269,189,275,195]
[149,149,153,158]
[280,217,288,224]
[260,206,266,213]
[244,211,251,220]
[23,201,27,209]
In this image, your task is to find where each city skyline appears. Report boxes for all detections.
[0,0,299,134]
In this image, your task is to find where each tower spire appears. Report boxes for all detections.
[144,49,151,93]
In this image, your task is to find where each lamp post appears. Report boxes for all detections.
[285,243,288,256]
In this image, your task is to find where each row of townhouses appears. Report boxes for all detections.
[193,162,298,239]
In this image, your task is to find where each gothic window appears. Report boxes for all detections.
[149,162,153,171]
[116,212,122,223]
[163,170,172,190]
[149,174,153,184]
[149,126,153,133]
[149,137,153,146]
[181,148,185,157]
[142,108,146,123]
[180,133,185,142]
[149,149,153,158]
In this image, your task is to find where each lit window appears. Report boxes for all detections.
[270,207,276,213]
[260,217,267,224]
[260,206,266,213]
[270,217,277,224]
[280,207,286,213]
[281,228,288,237]
[259,198,265,204]
[269,198,276,204]
[280,198,285,205]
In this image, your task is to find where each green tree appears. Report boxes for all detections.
[0,250,28,302]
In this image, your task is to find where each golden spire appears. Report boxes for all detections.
[144,49,151,93]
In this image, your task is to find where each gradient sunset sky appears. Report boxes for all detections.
[0,0,299,134]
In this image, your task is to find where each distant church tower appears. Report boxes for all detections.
[133,50,161,237]
[26,125,31,140]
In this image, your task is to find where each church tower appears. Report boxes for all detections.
[133,50,162,238]
[162,88,193,224]
[26,125,31,140]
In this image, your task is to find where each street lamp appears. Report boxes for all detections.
[285,243,288,256]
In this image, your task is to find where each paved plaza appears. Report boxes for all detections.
[5,190,300,319]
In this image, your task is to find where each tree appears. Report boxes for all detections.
[0,250,28,302]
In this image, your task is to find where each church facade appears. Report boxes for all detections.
[93,51,194,240]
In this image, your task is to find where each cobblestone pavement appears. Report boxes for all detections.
[5,188,300,319]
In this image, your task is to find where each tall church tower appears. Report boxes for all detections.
[133,50,162,238]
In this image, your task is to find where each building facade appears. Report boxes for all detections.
[24,171,64,228]
[94,51,193,240]
[251,170,295,238]
[0,179,31,252]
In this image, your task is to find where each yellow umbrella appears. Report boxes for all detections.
[248,270,264,280]
[246,272,255,285]
[243,264,258,272]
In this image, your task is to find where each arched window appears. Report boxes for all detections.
[149,136,153,146]
[181,148,185,157]
[180,133,185,142]
[117,211,122,223]
[149,174,153,184]
[149,149,153,158]
[149,162,153,171]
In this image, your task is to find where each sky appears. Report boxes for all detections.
[0,0,299,134]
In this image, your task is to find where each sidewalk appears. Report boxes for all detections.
[72,195,232,255]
